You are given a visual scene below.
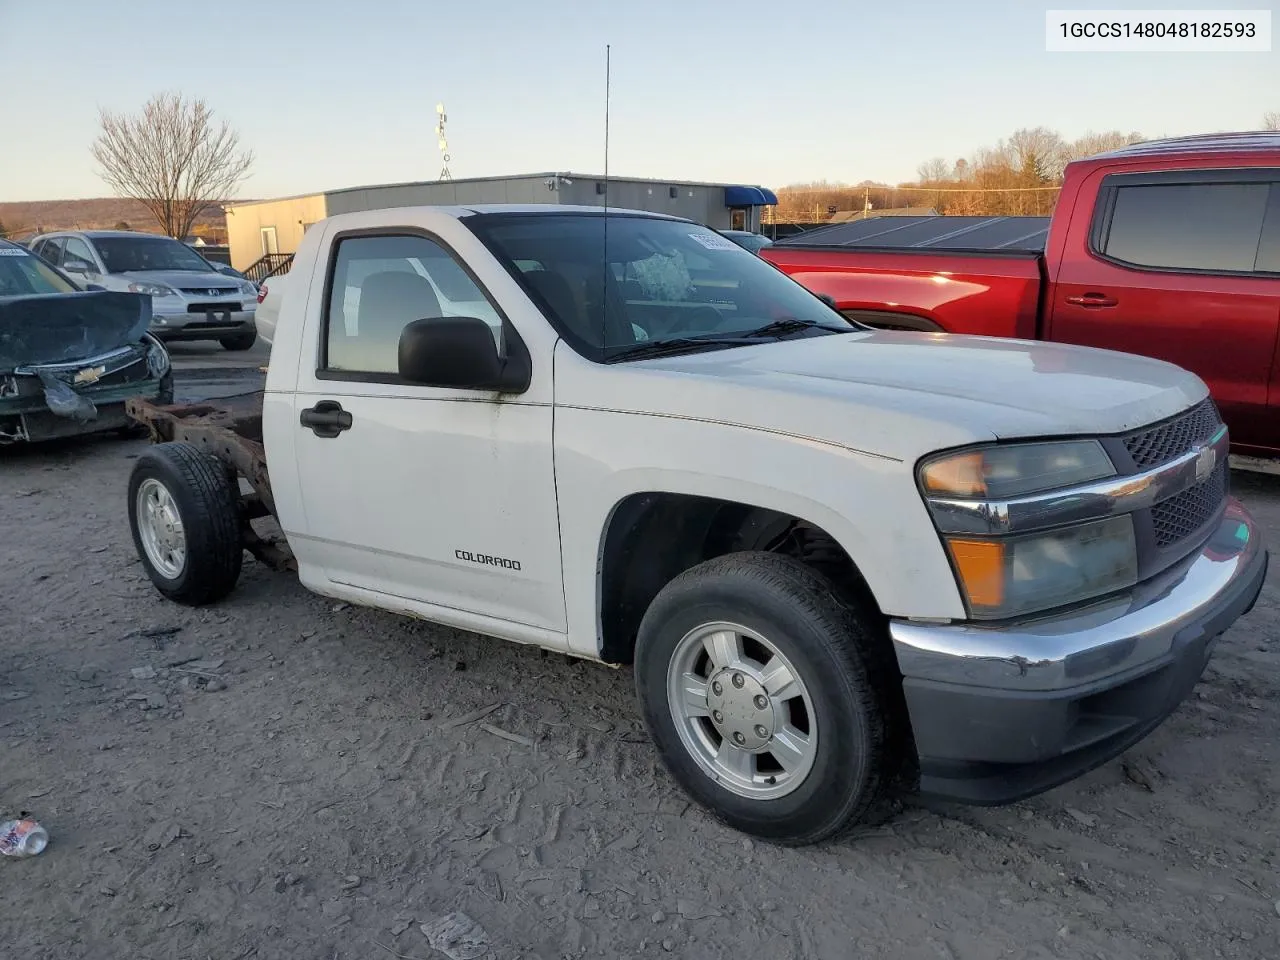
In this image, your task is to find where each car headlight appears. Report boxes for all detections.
[920,440,1114,499]
[919,440,1137,619]
[238,280,257,296]
[944,516,1137,619]
[129,282,175,298]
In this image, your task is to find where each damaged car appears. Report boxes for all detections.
[0,239,172,444]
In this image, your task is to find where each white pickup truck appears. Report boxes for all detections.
[122,203,1268,845]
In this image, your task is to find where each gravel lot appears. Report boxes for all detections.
[2,431,1278,960]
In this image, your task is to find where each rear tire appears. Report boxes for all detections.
[219,331,257,351]
[128,442,243,605]
[635,551,898,845]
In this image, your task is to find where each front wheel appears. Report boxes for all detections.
[635,552,899,845]
[127,442,244,605]
[219,330,257,351]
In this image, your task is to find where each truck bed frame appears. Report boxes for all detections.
[125,391,295,572]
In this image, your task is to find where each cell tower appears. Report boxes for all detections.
[436,103,452,181]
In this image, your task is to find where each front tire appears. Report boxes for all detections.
[127,442,243,605]
[219,330,257,351]
[635,552,898,845]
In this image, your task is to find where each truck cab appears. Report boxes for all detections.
[124,204,1268,844]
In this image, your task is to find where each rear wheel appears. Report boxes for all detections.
[635,551,897,845]
[219,330,257,351]
[127,442,243,605]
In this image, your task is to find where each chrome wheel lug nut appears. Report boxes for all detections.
[732,732,746,745]
[732,673,745,689]
[755,725,769,739]
[753,695,767,710]
[711,681,723,696]
[712,710,724,723]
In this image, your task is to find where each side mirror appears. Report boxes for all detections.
[398,317,530,393]
[63,257,92,274]
[816,293,837,309]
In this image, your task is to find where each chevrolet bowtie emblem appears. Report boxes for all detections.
[73,365,105,385]
[1195,443,1217,482]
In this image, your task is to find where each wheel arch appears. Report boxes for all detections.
[842,309,946,333]
[596,488,884,664]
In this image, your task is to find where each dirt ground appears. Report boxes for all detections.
[2,434,1278,960]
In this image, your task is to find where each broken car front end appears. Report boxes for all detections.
[0,291,172,444]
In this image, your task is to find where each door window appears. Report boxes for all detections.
[1100,182,1271,273]
[35,237,66,266]
[324,233,503,375]
[62,237,98,272]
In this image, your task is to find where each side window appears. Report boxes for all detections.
[324,233,503,375]
[36,237,66,266]
[62,237,98,271]
[1101,182,1271,273]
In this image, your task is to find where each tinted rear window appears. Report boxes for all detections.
[1102,182,1270,273]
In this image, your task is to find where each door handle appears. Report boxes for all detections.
[300,400,353,438]
[1065,293,1119,308]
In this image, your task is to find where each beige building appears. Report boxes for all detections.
[223,173,778,272]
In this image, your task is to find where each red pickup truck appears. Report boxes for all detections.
[762,132,1280,456]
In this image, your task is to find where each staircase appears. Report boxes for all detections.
[244,253,294,284]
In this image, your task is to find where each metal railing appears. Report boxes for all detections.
[243,253,294,283]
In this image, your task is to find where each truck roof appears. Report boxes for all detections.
[323,204,691,226]
[1084,130,1280,162]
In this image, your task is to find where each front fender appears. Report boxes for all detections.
[554,404,967,659]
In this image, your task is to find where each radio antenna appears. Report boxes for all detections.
[601,44,612,349]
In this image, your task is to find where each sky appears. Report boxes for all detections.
[0,0,1275,202]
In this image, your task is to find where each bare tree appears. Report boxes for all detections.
[1264,111,1280,131]
[92,93,252,240]
[1065,129,1145,162]
[916,158,949,184]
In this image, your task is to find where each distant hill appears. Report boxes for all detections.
[0,197,253,241]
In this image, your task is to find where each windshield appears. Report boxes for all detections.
[726,232,773,253]
[94,235,216,274]
[467,214,853,361]
[0,247,77,296]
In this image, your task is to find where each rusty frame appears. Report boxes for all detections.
[125,391,296,571]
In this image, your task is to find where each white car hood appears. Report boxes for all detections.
[558,330,1209,463]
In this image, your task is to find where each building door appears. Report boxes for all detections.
[730,209,747,231]
[260,227,279,256]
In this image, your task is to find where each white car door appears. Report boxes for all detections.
[289,228,565,634]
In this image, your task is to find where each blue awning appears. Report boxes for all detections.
[723,185,778,207]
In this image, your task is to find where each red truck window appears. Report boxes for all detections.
[1090,169,1279,276]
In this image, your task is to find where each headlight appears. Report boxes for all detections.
[129,282,175,298]
[921,440,1115,499]
[239,280,257,296]
[944,516,1137,619]
[919,439,1135,619]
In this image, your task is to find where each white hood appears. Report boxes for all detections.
[556,330,1209,463]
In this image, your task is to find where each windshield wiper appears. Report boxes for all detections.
[739,316,849,339]
[604,336,761,364]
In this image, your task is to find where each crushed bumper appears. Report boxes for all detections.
[889,499,1267,804]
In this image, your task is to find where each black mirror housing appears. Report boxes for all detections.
[398,317,530,393]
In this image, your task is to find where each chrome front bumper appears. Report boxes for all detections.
[889,500,1266,803]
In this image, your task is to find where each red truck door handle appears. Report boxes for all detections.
[1065,293,1119,308]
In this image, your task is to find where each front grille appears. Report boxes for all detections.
[1123,398,1221,469]
[179,287,238,296]
[1151,461,1228,548]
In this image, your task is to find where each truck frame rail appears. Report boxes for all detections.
[125,391,295,572]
